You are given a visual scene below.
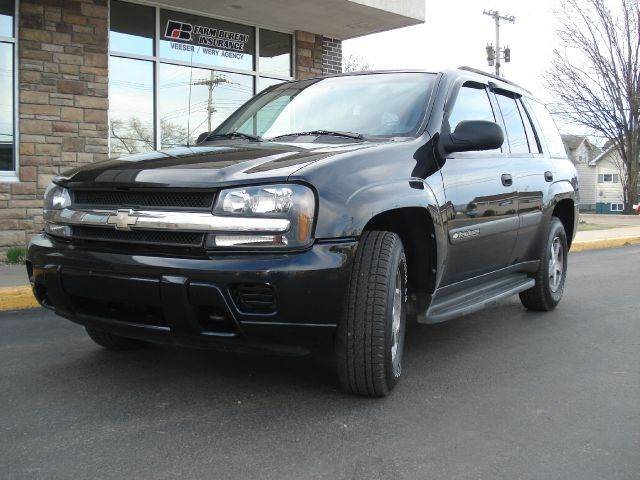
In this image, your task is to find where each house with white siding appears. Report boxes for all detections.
[562,135,627,214]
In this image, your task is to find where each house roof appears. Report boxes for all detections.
[561,134,587,151]
[560,134,602,164]
[589,144,617,166]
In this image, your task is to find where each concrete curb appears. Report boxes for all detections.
[571,236,640,253]
[0,286,39,311]
[1,237,639,312]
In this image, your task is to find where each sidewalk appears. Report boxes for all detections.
[572,225,640,252]
[0,264,28,287]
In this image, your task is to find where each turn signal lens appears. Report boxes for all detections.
[44,222,71,238]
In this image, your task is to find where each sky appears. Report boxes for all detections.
[342,0,586,136]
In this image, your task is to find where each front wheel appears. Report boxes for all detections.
[520,217,568,311]
[335,231,407,397]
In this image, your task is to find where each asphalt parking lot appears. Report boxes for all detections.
[1,246,639,480]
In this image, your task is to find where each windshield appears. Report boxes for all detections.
[213,73,436,140]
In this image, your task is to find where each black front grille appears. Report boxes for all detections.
[230,284,277,314]
[72,226,204,247]
[72,190,215,209]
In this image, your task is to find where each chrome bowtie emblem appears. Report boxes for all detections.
[107,209,138,231]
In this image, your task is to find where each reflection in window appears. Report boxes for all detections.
[259,30,292,77]
[159,10,254,71]
[0,0,13,38]
[0,42,13,171]
[110,0,155,56]
[258,77,284,93]
[159,64,253,148]
[225,74,435,138]
[109,57,155,157]
[496,93,529,154]
[448,84,496,131]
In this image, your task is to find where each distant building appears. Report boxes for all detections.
[562,135,628,214]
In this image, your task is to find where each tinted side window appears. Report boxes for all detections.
[448,84,496,131]
[517,99,541,153]
[495,92,529,154]
[526,99,567,158]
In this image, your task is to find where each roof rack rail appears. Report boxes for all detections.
[457,66,530,93]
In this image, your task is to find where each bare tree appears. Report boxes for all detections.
[109,118,189,157]
[342,54,374,73]
[547,0,639,213]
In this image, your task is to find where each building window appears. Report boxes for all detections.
[610,203,624,212]
[598,173,619,183]
[110,0,155,56]
[158,65,253,148]
[108,1,293,157]
[109,56,155,156]
[0,0,16,175]
[259,29,292,77]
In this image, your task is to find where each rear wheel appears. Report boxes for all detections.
[336,231,407,397]
[85,327,147,351]
[520,217,568,311]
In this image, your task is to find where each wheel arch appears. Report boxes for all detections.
[361,206,441,317]
[552,198,576,248]
[547,180,578,248]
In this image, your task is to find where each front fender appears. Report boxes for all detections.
[314,179,442,238]
[313,178,447,286]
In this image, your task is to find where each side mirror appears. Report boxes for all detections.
[440,120,504,154]
[196,131,210,144]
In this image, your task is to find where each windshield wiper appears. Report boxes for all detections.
[204,132,262,142]
[269,130,364,140]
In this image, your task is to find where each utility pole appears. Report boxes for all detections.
[483,10,515,76]
[193,72,230,132]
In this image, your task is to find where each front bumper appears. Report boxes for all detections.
[27,234,356,355]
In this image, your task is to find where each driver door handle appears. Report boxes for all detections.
[501,173,513,187]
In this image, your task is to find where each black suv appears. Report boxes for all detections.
[27,68,578,397]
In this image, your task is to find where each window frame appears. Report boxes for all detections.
[598,173,618,183]
[108,0,295,153]
[516,97,542,155]
[610,203,623,212]
[0,0,18,182]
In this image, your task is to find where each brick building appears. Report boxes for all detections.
[0,0,424,256]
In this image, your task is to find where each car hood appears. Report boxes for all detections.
[57,141,383,189]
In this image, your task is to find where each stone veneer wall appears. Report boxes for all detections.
[294,31,323,80]
[321,37,342,75]
[295,31,343,80]
[0,0,109,256]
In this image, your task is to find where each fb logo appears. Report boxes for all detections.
[164,20,192,41]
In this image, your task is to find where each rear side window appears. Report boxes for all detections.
[517,99,541,153]
[447,84,496,131]
[495,92,529,154]
[526,99,567,158]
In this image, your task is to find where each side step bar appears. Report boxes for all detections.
[419,273,535,324]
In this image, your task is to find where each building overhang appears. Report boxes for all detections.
[157,0,425,39]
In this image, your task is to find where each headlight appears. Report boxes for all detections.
[207,183,315,249]
[43,183,71,238]
[43,183,71,210]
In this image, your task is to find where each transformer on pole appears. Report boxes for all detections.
[483,10,515,76]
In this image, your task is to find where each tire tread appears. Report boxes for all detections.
[336,230,404,397]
